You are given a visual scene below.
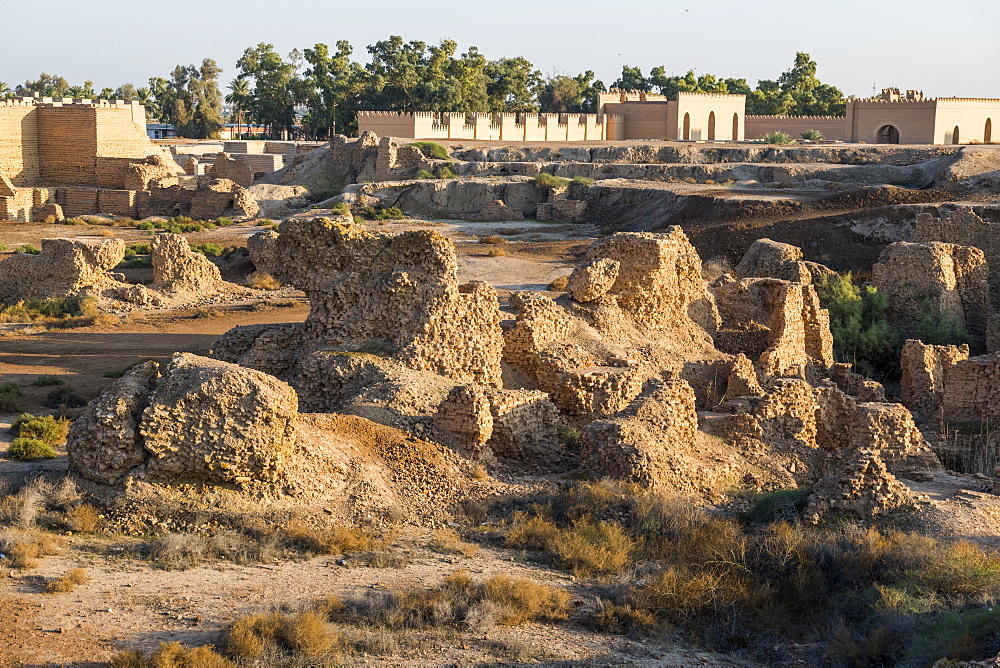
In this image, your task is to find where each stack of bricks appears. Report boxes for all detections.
[900,339,970,419]
[434,383,561,462]
[232,153,283,174]
[940,353,1000,422]
[579,379,699,486]
[550,366,645,416]
[222,141,266,154]
[804,450,919,522]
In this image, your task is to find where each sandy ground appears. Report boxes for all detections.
[0,525,747,666]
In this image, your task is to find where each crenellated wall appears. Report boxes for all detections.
[358,111,624,141]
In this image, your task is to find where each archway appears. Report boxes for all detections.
[682,113,691,140]
[986,118,992,143]
[732,113,739,140]
[952,125,960,144]
[877,125,900,144]
[707,111,716,141]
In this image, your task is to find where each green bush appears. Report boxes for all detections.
[189,243,224,257]
[434,164,457,179]
[180,223,204,233]
[329,203,350,215]
[18,244,41,255]
[214,217,234,227]
[415,169,435,179]
[801,129,825,141]
[45,386,86,409]
[742,487,813,524]
[32,375,64,387]
[9,437,56,460]
[533,172,571,189]
[913,298,971,346]
[408,141,451,160]
[572,176,596,185]
[0,243,7,251]
[364,206,405,221]
[63,218,86,226]
[761,131,794,144]
[135,221,156,230]
[11,413,68,445]
[0,382,22,412]
[125,243,151,256]
[815,273,900,379]
[170,215,195,225]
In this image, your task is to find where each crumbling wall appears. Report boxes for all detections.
[804,450,918,522]
[579,380,699,486]
[0,237,125,301]
[566,229,720,336]
[252,217,504,387]
[210,152,254,188]
[68,354,298,485]
[138,177,259,220]
[714,277,833,380]
[871,240,990,344]
[900,339,970,419]
[433,384,559,461]
[151,233,222,291]
[912,208,1000,301]
[735,238,835,284]
[209,322,305,382]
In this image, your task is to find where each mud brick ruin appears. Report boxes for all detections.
[0,96,255,221]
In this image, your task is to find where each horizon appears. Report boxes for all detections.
[3,0,999,100]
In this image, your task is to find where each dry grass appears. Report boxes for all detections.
[429,527,480,557]
[487,247,507,257]
[477,234,506,245]
[329,570,569,631]
[191,307,223,319]
[110,642,234,667]
[63,504,100,532]
[548,275,570,291]
[45,567,89,593]
[248,272,281,290]
[0,529,66,569]
[701,256,734,282]
[227,610,341,661]
[281,521,381,556]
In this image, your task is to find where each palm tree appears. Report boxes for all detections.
[134,87,158,121]
[225,78,251,140]
[0,82,9,98]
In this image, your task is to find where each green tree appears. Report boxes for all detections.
[484,57,541,112]
[537,71,604,112]
[225,78,252,139]
[815,273,900,379]
[611,65,648,92]
[913,299,971,346]
[19,73,70,96]
[114,83,137,101]
[236,43,298,138]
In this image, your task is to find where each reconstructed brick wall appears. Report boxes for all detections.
[901,339,971,419]
[0,102,41,184]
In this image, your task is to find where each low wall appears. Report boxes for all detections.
[745,116,848,141]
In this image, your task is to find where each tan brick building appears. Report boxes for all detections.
[358,88,1000,145]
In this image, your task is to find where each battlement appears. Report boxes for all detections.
[746,114,845,120]
[676,91,746,101]
[358,110,624,141]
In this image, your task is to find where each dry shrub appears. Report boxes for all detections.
[281,521,379,555]
[0,529,65,568]
[110,641,234,668]
[331,570,568,630]
[701,256,733,282]
[487,247,507,257]
[480,574,570,625]
[471,464,489,480]
[429,527,480,557]
[349,628,399,655]
[591,601,658,637]
[227,610,340,660]
[548,275,570,291]
[97,228,116,237]
[45,567,89,593]
[550,519,633,575]
[148,533,209,569]
[63,504,100,532]
[191,307,222,319]
[248,272,281,290]
[478,234,506,244]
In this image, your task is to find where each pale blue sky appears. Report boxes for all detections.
[3,0,999,98]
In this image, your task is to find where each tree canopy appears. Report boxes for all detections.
[13,47,849,139]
